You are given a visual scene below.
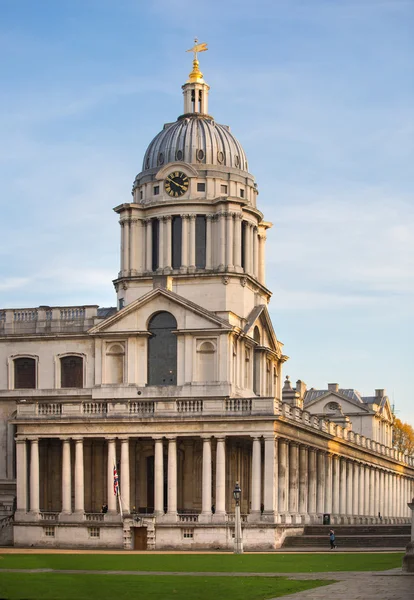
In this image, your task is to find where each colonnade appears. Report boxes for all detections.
[119,213,266,283]
[16,436,414,523]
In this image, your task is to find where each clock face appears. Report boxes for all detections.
[165,171,189,197]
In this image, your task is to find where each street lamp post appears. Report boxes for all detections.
[233,481,243,554]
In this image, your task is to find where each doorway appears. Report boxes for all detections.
[133,527,148,550]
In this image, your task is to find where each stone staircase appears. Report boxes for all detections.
[283,524,411,549]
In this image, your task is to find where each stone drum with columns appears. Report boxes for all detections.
[0,45,413,550]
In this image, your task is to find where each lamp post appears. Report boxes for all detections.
[402,497,414,572]
[233,481,243,554]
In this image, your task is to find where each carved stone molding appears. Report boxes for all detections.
[240,277,247,287]
[222,276,229,285]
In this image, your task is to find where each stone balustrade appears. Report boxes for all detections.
[0,305,101,335]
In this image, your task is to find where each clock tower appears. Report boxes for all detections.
[113,44,272,323]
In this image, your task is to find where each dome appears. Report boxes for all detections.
[142,115,249,173]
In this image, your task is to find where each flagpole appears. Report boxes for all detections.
[114,459,123,519]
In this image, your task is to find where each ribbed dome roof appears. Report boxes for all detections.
[142,115,248,172]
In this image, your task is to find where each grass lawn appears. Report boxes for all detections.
[0,573,333,600]
[0,552,403,573]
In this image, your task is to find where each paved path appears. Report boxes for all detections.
[0,567,412,599]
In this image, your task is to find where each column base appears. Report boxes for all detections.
[279,513,292,524]
[70,511,85,522]
[14,510,32,522]
[301,514,311,524]
[290,513,302,525]
[163,512,178,523]
[198,512,212,524]
[212,512,226,523]
[247,511,261,523]
[261,511,277,523]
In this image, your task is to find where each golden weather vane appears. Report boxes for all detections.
[186,38,208,82]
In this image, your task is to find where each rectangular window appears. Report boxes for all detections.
[183,528,194,539]
[172,216,182,269]
[60,356,83,388]
[151,219,159,271]
[195,215,206,268]
[220,184,228,194]
[44,526,55,537]
[14,357,36,389]
[88,527,100,538]
[197,182,206,192]
[153,185,159,195]
[240,189,245,198]
[140,190,143,200]
[118,298,125,310]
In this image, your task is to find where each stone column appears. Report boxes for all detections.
[61,438,71,514]
[253,227,259,278]
[299,445,309,522]
[365,466,371,517]
[154,438,164,516]
[120,438,130,514]
[166,437,177,519]
[316,451,325,515]
[332,455,340,517]
[226,213,234,270]
[205,214,213,269]
[123,218,130,274]
[263,436,278,519]
[339,458,347,517]
[16,439,28,512]
[129,217,137,273]
[189,214,196,269]
[258,233,266,284]
[353,463,359,517]
[215,437,226,519]
[219,213,226,269]
[359,463,365,517]
[278,438,289,522]
[165,216,172,271]
[375,469,380,519]
[392,473,397,519]
[308,448,317,518]
[74,438,84,514]
[244,222,252,274]
[346,460,354,519]
[289,442,299,520]
[30,438,40,513]
[145,219,152,272]
[107,438,117,514]
[324,453,333,515]
[201,437,212,521]
[181,215,189,269]
[136,218,144,273]
[384,472,389,518]
[158,217,165,270]
[234,213,242,271]
[250,437,261,519]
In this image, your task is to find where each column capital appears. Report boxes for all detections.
[165,435,177,442]
[27,436,39,443]
[73,437,84,443]
[263,434,276,441]
[60,437,71,443]
[215,436,226,442]
[189,214,196,221]
[206,213,215,221]
[251,436,262,442]
[15,437,27,444]
[201,435,212,442]
[119,437,130,443]
[163,215,172,222]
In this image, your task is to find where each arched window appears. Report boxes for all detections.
[253,327,261,395]
[105,344,125,384]
[196,340,216,382]
[60,355,83,388]
[148,312,177,385]
[266,359,271,396]
[14,357,36,389]
[244,346,251,389]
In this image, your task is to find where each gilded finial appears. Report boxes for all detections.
[186,38,208,82]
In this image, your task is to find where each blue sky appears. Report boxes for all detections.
[1,0,413,424]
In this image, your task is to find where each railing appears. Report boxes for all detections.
[38,403,62,416]
[60,308,85,320]
[178,514,199,523]
[83,402,108,415]
[0,305,100,335]
[227,513,248,523]
[14,310,38,322]
[177,400,203,413]
[85,513,104,522]
[0,515,13,529]
[129,401,155,415]
[40,512,59,521]
[225,399,252,413]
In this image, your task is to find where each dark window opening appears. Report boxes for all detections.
[221,184,228,194]
[14,357,36,389]
[153,186,159,195]
[195,215,206,268]
[61,356,83,388]
[197,183,206,192]
[152,219,159,271]
[148,311,177,386]
[253,327,261,395]
[191,90,195,112]
[240,189,245,198]
[172,216,182,269]
[241,221,247,270]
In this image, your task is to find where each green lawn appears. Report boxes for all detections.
[0,552,403,573]
[0,573,332,600]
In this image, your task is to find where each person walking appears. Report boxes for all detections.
[329,528,337,549]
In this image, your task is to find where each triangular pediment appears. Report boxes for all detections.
[88,288,233,335]
[243,305,284,357]
[305,390,371,414]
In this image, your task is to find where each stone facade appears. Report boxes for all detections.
[1,53,414,550]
